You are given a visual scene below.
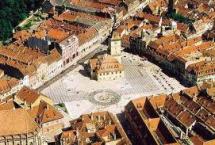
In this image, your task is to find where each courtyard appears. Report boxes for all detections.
[41,52,185,119]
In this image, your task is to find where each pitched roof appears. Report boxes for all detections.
[177,111,196,127]
[48,29,69,42]
[0,100,15,111]
[13,30,31,41]
[0,109,39,136]
[182,86,199,98]
[0,78,19,94]
[61,111,131,144]
[90,55,124,74]
[16,87,40,105]
[97,124,116,137]
[28,101,63,124]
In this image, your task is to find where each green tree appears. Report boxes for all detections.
[170,13,194,24]
[0,19,13,41]
[0,0,29,41]
[0,0,43,41]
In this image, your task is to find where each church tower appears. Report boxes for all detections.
[109,32,122,63]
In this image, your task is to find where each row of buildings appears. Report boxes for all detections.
[1,80,215,144]
[57,112,131,145]
[0,86,131,145]
[112,0,215,86]
[0,0,149,99]
[0,9,112,98]
[0,86,64,145]
[1,81,215,145]
[125,82,215,145]
[0,0,149,143]
[144,34,215,86]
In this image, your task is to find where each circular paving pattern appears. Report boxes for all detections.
[88,90,121,106]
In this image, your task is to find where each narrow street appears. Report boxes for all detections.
[117,113,139,145]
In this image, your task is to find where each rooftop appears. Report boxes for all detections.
[28,101,63,124]
[16,87,40,105]
[0,109,39,136]
[90,55,124,74]
[60,111,131,144]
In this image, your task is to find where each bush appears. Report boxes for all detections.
[21,21,32,30]
[170,13,194,24]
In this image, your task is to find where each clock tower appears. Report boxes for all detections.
[109,32,122,63]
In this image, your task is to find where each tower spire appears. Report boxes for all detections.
[109,32,122,63]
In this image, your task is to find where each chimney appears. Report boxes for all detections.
[180,131,183,139]
[98,115,101,122]
[46,104,49,110]
[113,132,116,140]
[109,120,112,125]
[185,128,189,137]
[91,113,93,120]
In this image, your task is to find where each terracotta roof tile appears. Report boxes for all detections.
[48,29,69,42]
[28,101,63,124]
[16,87,40,105]
[0,109,39,136]
[177,110,196,127]
[90,55,124,74]
[0,100,15,111]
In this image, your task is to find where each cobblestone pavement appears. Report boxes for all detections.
[41,51,185,118]
[88,90,121,106]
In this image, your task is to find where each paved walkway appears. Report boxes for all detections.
[41,51,185,118]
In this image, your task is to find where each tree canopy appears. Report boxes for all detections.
[0,0,40,41]
[169,12,194,24]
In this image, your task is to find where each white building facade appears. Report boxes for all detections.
[60,35,79,67]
